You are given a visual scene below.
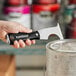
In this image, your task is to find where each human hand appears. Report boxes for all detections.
[0,21,35,48]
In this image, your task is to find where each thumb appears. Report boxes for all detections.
[0,31,7,42]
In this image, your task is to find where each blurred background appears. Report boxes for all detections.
[0,0,76,76]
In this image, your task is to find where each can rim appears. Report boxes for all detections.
[46,39,76,53]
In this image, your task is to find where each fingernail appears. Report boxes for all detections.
[14,41,19,48]
[19,40,25,48]
[26,39,31,46]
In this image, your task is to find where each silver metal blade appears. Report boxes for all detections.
[38,23,64,40]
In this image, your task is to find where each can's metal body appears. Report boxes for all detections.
[3,0,31,28]
[46,39,76,76]
[32,4,60,31]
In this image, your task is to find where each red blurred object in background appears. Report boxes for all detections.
[65,11,76,39]
[69,0,76,4]
[32,4,60,13]
[4,0,28,6]
[33,0,57,4]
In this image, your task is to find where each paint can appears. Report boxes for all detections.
[32,4,60,31]
[46,39,76,76]
[3,0,31,28]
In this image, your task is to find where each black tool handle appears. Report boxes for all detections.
[6,31,40,45]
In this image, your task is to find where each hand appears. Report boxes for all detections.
[0,21,35,48]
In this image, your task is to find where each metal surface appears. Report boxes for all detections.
[38,23,64,40]
[46,39,76,76]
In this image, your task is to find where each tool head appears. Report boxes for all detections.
[38,23,64,40]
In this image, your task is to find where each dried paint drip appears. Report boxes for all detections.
[46,39,76,76]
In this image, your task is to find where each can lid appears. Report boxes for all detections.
[33,0,57,4]
[4,0,28,6]
[32,4,60,13]
[46,39,76,53]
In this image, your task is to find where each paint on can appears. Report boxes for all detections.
[32,4,60,31]
[65,10,76,38]
[3,0,31,28]
[32,0,57,4]
[63,5,75,24]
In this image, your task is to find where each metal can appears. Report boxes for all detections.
[46,39,76,76]
[65,10,76,39]
[32,4,60,31]
[3,0,31,28]
[32,0,57,4]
